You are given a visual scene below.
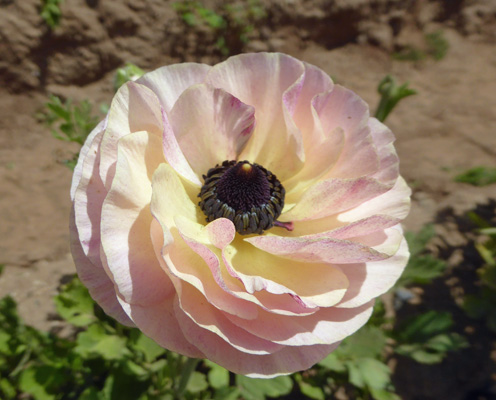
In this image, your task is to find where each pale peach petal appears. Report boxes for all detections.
[368,118,399,185]
[101,131,174,305]
[245,234,393,265]
[70,207,134,327]
[99,82,164,190]
[137,63,211,113]
[170,84,255,176]
[164,216,260,320]
[175,279,284,355]
[174,296,340,377]
[292,62,334,144]
[71,117,106,200]
[337,233,409,308]
[117,295,204,358]
[206,53,306,180]
[338,176,411,222]
[73,129,105,266]
[223,239,349,308]
[150,163,200,230]
[160,107,202,186]
[226,301,374,346]
[282,177,391,222]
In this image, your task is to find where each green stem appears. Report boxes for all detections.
[176,357,199,399]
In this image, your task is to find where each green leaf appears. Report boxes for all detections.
[19,365,67,400]
[318,352,346,372]
[337,326,387,359]
[396,311,452,342]
[213,386,241,400]
[0,331,12,354]
[358,358,392,390]
[79,387,103,400]
[131,331,166,362]
[237,375,293,400]
[298,380,325,400]
[396,254,446,287]
[54,276,95,326]
[75,324,131,360]
[0,378,17,399]
[370,388,401,400]
[205,360,229,389]
[375,75,416,122]
[404,225,436,257]
[186,371,209,393]
[455,166,496,186]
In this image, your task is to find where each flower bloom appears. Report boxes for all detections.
[70,53,410,377]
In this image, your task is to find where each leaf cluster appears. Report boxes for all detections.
[455,166,496,187]
[172,0,266,56]
[463,219,496,331]
[40,0,63,29]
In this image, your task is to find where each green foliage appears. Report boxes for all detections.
[39,95,99,169]
[41,0,63,29]
[375,75,417,122]
[393,30,449,62]
[462,220,496,331]
[172,0,266,55]
[394,311,468,363]
[455,166,496,186]
[236,375,293,400]
[396,225,447,287]
[114,63,145,92]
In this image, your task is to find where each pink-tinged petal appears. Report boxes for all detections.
[175,279,284,355]
[71,117,107,200]
[337,233,409,308]
[227,301,374,347]
[99,82,164,190]
[338,176,411,222]
[73,129,105,267]
[206,53,306,180]
[245,234,393,265]
[137,63,211,113]
[368,118,399,185]
[161,216,260,320]
[314,215,401,239]
[170,84,255,176]
[161,107,202,186]
[174,296,340,377]
[150,163,200,230]
[313,86,380,180]
[223,239,349,308]
[282,177,391,222]
[117,295,204,358]
[292,62,334,144]
[70,207,134,327]
[284,126,345,198]
[101,131,174,306]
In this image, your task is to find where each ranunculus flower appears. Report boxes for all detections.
[70,53,410,378]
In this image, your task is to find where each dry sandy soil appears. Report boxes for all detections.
[0,0,495,399]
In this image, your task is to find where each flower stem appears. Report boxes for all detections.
[176,357,199,399]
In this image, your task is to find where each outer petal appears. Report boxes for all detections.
[206,53,306,180]
[71,129,132,326]
[222,300,374,347]
[336,232,409,308]
[70,207,134,326]
[175,278,284,355]
[71,117,107,200]
[99,82,165,190]
[170,84,255,177]
[117,296,204,358]
[174,296,340,377]
[101,131,174,306]
[137,63,211,113]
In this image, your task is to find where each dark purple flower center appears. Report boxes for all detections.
[198,160,287,235]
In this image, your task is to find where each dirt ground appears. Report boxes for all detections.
[0,0,495,399]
